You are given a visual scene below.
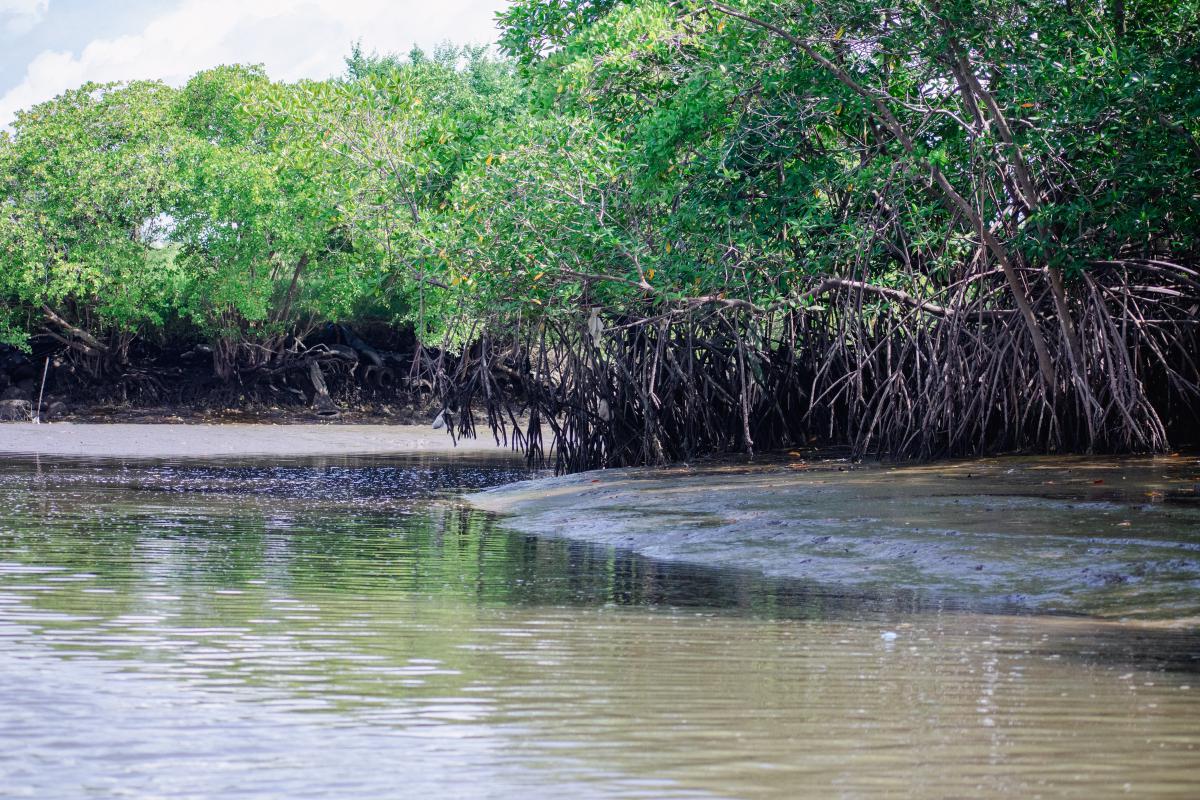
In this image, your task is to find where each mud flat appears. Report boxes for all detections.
[0,422,511,459]
[468,455,1200,621]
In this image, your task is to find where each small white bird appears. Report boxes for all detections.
[881,631,898,642]
[432,410,446,430]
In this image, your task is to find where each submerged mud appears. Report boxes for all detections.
[467,454,1200,621]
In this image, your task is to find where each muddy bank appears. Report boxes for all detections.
[0,422,513,459]
[0,333,439,426]
[467,455,1200,621]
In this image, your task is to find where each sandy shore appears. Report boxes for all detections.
[467,454,1200,621]
[0,422,514,459]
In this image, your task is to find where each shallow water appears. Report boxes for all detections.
[1,455,1198,798]
[471,455,1200,619]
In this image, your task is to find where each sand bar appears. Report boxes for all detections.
[0,422,512,459]
[468,454,1200,620]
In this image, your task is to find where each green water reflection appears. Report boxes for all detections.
[1,455,1198,798]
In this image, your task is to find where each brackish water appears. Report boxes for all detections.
[1,455,1198,798]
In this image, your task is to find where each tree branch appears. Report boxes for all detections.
[42,305,109,354]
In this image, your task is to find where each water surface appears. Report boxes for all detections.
[1,455,1198,798]
[470,455,1200,619]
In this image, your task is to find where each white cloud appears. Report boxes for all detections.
[0,0,507,127]
[0,0,48,35]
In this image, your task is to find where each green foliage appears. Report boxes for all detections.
[477,0,1200,314]
[0,81,185,354]
[292,45,524,347]
[0,47,525,367]
[170,66,356,372]
[498,0,628,67]
[444,113,632,314]
[0,1,1196,395]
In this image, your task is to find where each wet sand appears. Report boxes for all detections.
[467,454,1200,621]
[0,422,512,459]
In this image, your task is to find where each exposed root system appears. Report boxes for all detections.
[430,258,1200,473]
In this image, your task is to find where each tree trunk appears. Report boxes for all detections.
[307,359,340,417]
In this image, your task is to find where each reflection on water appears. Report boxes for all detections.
[0,455,1198,798]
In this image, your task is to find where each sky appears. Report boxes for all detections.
[0,0,509,128]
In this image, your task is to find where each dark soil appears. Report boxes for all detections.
[0,328,439,426]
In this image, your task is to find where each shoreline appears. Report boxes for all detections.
[0,421,515,459]
[5,423,1197,623]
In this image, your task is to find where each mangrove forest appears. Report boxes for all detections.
[2,0,1198,470]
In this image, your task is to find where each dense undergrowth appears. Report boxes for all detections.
[2,1,1198,469]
